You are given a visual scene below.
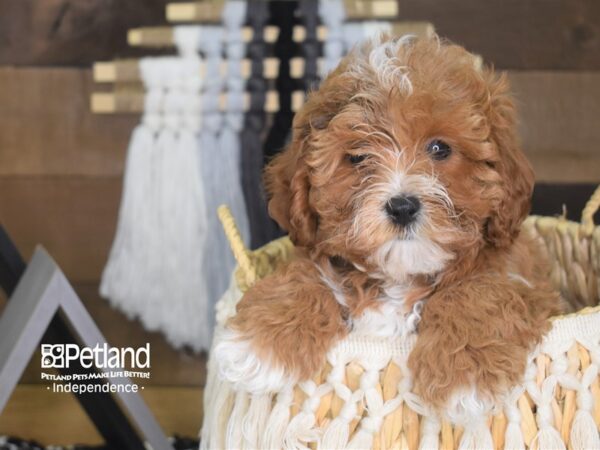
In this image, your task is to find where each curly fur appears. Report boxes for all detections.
[220,34,562,411]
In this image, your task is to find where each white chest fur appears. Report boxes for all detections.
[350,285,423,338]
[320,272,423,339]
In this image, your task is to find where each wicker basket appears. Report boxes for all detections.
[201,186,600,450]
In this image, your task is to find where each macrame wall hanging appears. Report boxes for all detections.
[100,33,211,351]
[101,9,251,351]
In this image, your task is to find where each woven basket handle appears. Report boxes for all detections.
[217,205,257,287]
[581,185,600,236]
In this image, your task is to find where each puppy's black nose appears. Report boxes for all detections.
[385,195,421,226]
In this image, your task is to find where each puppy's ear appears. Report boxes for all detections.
[484,73,534,248]
[265,62,354,247]
[264,105,325,247]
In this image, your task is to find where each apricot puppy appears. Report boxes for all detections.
[215,35,562,420]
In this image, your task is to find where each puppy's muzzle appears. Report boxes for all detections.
[385,195,421,226]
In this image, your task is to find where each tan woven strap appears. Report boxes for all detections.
[581,185,600,236]
[217,205,257,287]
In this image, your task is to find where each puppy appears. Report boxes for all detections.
[216,35,562,418]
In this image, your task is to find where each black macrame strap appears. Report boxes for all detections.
[241,0,282,249]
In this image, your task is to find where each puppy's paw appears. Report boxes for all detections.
[409,345,507,424]
[213,329,295,394]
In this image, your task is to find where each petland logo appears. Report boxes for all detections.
[41,343,151,369]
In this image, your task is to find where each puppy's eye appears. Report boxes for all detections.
[347,154,368,165]
[427,140,452,160]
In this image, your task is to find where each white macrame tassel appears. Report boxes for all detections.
[100,57,165,322]
[226,391,250,449]
[419,416,441,450]
[570,364,600,450]
[319,404,353,449]
[319,363,355,450]
[162,51,210,350]
[142,70,180,333]
[100,109,155,312]
[346,421,377,450]
[347,369,383,450]
[458,421,494,450]
[504,421,525,450]
[503,387,525,450]
[262,387,294,449]
[209,378,234,450]
[503,421,525,450]
[200,354,218,449]
[242,393,273,448]
[570,409,600,450]
[205,328,236,450]
[284,381,323,449]
[534,427,566,450]
[530,376,566,450]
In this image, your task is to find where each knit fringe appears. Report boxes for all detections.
[319,416,351,449]
[569,409,600,450]
[226,391,249,449]
[262,387,294,449]
[458,421,494,450]
[347,427,374,449]
[284,411,320,449]
[199,355,218,449]
[242,393,273,448]
[532,426,566,450]
[503,421,525,450]
[209,378,234,450]
[418,417,440,450]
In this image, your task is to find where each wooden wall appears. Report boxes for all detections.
[399,0,600,70]
[0,67,134,281]
[0,0,171,66]
[0,0,599,444]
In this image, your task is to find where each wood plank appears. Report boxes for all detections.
[0,384,203,445]
[14,283,207,387]
[0,67,136,177]
[527,152,600,184]
[398,0,600,69]
[509,72,600,162]
[0,0,170,66]
[0,176,121,282]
